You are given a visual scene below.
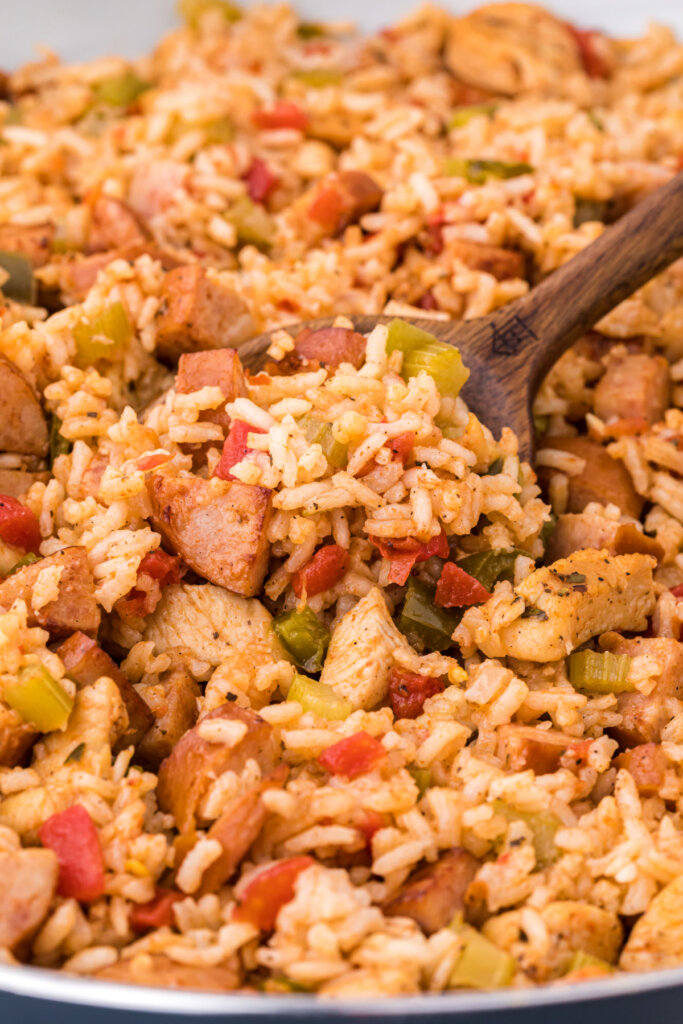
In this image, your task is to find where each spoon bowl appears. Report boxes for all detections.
[238,171,683,461]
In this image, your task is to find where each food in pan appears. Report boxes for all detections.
[1,0,683,996]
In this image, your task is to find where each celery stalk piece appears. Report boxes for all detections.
[386,318,440,356]
[227,197,275,248]
[287,672,351,720]
[0,251,36,304]
[402,342,470,397]
[73,301,133,364]
[565,949,614,975]
[4,664,74,732]
[6,553,41,576]
[273,606,330,673]
[298,414,348,468]
[492,800,560,868]
[449,921,516,989]
[568,650,634,695]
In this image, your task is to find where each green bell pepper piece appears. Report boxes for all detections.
[398,577,461,652]
[287,672,351,720]
[0,251,36,304]
[274,605,330,673]
[456,549,525,592]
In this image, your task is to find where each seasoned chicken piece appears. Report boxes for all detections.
[483,901,622,981]
[156,704,279,832]
[470,550,656,662]
[155,265,254,364]
[615,744,667,796]
[320,588,409,711]
[56,631,153,749]
[538,436,643,518]
[382,849,479,934]
[87,195,149,253]
[449,239,525,281]
[97,953,241,991]
[496,724,581,774]
[610,692,673,749]
[0,848,58,952]
[175,347,247,437]
[0,548,100,638]
[620,874,683,971]
[0,468,50,498]
[128,160,188,222]
[0,353,48,457]
[600,635,683,699]
[0,705,36,767]
[147,475,272,597]
[0,222,55,268]
[136,661,200,767]
[292,326,366,370]
[143,583,288,709]
[445,4,583,96]
[545,513,663,563]
[594,352,670,428]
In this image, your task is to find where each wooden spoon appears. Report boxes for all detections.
[238,171,683,460]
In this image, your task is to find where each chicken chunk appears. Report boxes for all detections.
[156,704,280,832]
[87,195,149,253]
[594,352,670,428]
[56,631,153,749]
[382,849,479,934]
[467,550,656,662]
[545,512,663,563]
[0,704,36,767]
[538,436,643,518]
[155,265,254,364]
[292,326,367,370]
[147,474,272,597]
[615,744,667,796]
[0,848,58,952]
[449,239,525,281]
[320,588,410,711]
[620,874,683,971]
[97,953,241,991]
[142,583,288,708]
[483,900,622,981]
[0,353,48,457]
[496,724,581,774]
[0,222,55,268]
[136,661,200,767]
[0,468,50,498]
[0,548,100,638]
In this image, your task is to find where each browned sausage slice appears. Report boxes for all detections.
[0,354,48,457]
[615,743,667,796]
[0,222,55,268]
[293,326,367,370]
[136,661,200,767]
[449,239,525,280]
[87,196,150,253]
[610,692,670,748]
[0,704,36,767]
[538,435,643,518]
[175,349,248,463]
[382,848,479,934]
[496,724,579,774]
[0,547,100,638]
[594,352,670,427]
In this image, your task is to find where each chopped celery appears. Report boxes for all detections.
[287,672,351,720]
[73,300,132,364]
[409,766,432,795]
[291,69,343,88]
[568,650,634,695]
[6,552,41,576]
[402,342,470,398]
[386,318,439,356]
[565,949,613,975]
[456,550,524,592]
[449,919,516,989]
[227,197,275,248]
[448,103,498,129]
[93,71,149,107]
[49,415,71,465]
[274,605,330,673]
[398,577,461,652]
[298,414,348,468]
[297,22,326,39]
[443,158,534,183]
[573,197,607,228]
[0,251,36,304]
[492,800,560,868]
[4,664,73,732]
[178,0,242,27]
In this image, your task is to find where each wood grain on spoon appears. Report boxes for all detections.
[239,171,683,461]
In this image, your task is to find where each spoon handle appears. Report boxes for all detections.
[473,169,683,387]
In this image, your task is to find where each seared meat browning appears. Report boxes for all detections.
[0,353,48,457]
[0,548,100,637]
[382,849,479,934]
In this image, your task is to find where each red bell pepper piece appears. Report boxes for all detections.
[120,548,183,618]
[317,731,387,779]
[307,187,347,233]
[213,420,265,482]
[566,24,611,78]
[0,495,41,554]
[244,158,279,204]
[387,431,415,463]
[136,452,173,472]
[291,543,349,599]
[355,810,384,848]
[372,528,450,586]
[388,667,446,720]
[435,562,491,607]
[38,804,105,902]
[129,887,183,933]
[233,856,314,931]
[251,101,309,132]
[671,583,683,598]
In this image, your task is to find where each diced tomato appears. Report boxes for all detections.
[604,417,649,438]
[422,209,445,255]
[136,452,173,472]
[233,856,314,931]
[119,548,183,619]
[251,101,309,132]
[318,731,387,779]
[559,739,592,772]
[38,804,105,903]
[566,23,611,78]
[307,187,347,233]
[138,549,183,586]
[417,291,438,311]
[671,583,683,598]
[388,667,446,720]
[355,810,384,847]
[387,432,415,463]
[213,420,265,482]
[435,562,491,607]
[129,887,183,934]
[0,495,41,554]
[291,543,349,599]
[244,157,279,204]
[372,528,450,586]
